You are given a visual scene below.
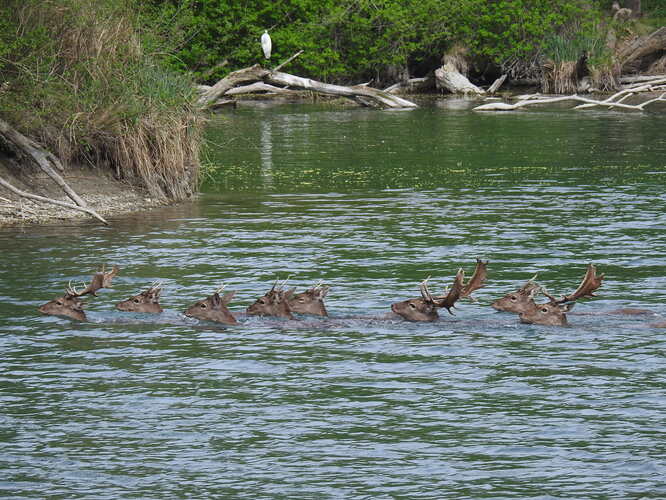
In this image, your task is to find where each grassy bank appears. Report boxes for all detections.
[0,0,203,201]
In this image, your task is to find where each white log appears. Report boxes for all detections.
[198,64,417,109]
[226,82,299,95]
[487,74,507,94]
[434,63,485,95]
[473,93,666,111]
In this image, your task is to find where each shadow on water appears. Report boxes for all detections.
[2,101,666,498]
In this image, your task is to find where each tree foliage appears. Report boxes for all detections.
[141,0,615,84]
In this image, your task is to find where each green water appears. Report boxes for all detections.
[1,100,666,498]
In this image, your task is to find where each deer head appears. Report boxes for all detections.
[288,282,330,317]
[246,278,295,319]
[183,286,237,325]
[391,270,464,322]
[519,264,605,326]
[491,275,541,314]
[116,283,163,313]
[38,289,87,322]
[37,265,120,321]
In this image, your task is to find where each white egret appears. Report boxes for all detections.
[261,30,272,59]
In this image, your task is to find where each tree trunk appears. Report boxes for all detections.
[618,27,666,73]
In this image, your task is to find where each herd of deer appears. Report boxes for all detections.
[37,260,666,328]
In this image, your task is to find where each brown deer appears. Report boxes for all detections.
[246,279,295,319]
[38,265,120,321]
[491,275,540,314]
[391,259,488,322]
[288,282,330,317]
[518,264,605,326]
[183,286,237,325]
[116,283,163,313]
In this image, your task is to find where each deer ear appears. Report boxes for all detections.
[562,302,575,312]
[221,291,236,305]
[318,286,330,299]
[211,293,222,307]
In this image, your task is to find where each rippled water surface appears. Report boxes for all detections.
[2,101,666,498]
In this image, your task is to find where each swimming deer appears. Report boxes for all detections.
[518,264,605,326]
[38,265,120,321]
[391,259,488,322]
[246,278,295,319]
[183,285,237,325]
[491,275,541,314]
[116,282,163,313]
[288,282,330,317]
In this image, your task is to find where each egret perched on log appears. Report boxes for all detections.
[261,30,272,60]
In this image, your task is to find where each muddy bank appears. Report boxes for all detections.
[0,162,173,227]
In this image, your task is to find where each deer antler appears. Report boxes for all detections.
[419,276,435,303]
[215,283,226,294]
[435,269,465,315]
[540,264,604,305]
[72,265,120,297]
[560,264,604,303]
[460,258,488,301]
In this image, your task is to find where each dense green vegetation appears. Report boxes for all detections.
[145,0,665,86]
[0,0,202,200]
[0,0,663,203]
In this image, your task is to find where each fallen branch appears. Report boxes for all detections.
[225,82,300,95]
[574,78,666,109]
[0,175,109,224]
[0,118,109,224]
[198,64,417,109]
[487,74,507,94]
[473,92,666,111]
[272,50,304,73]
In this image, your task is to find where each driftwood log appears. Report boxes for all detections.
[383,76,435,94]
[473,77,666,112]
[0,118,108,224]
[198,64,417,109]
[435,63,485,95]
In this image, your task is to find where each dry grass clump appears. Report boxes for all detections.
[0,0,203,201]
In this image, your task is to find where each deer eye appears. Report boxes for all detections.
[56,300,63,305]
[298,299,305,303]
[541,307,549,313]
[133,299,140,304]
[259,299,266,305]
[200,303,207,309]
[409,303,416,309]
[510,295,517,301]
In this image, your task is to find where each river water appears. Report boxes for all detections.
[2,99,666,498]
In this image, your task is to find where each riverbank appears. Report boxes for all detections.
[0,162,171,227]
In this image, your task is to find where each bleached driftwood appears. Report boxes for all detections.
[225,82,300,95]
[0,118,108,224]
[383,76,434,94]
[487,74,508,94]
[435,63,485,95]
[574,77,666,109]
[198,64,417,109]
[473,92,666,112]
